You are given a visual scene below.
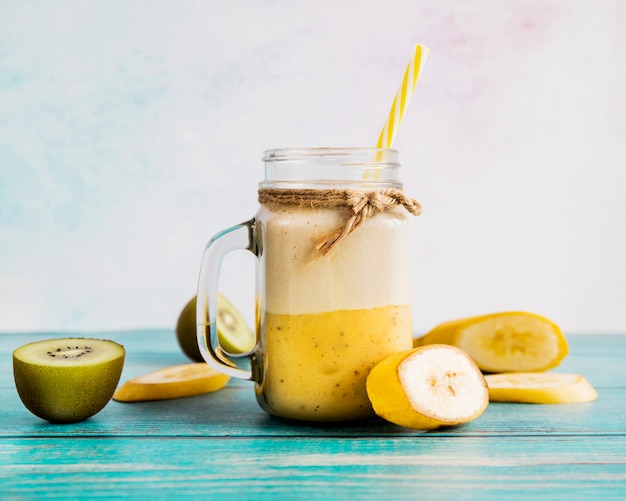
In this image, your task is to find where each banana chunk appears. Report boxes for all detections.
[367,344,489,430]
[485,372,598,404]
[113,363,230,402]
[414,311,569,373]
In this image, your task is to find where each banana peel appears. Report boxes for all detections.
[414,311,569,373]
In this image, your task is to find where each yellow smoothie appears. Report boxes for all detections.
[257,305,412,421]
[253,204,414,422]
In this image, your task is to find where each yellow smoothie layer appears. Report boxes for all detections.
[255,304,412,422]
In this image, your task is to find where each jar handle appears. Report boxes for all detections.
[196,219,258,380]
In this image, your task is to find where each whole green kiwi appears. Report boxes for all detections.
[13,337,125,423]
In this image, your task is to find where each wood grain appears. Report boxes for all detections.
[1,331,624,499]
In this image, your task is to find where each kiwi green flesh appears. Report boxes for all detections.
[217,306,254,354]
[13,338,125,423]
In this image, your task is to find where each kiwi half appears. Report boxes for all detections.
[13,337,125,423]
[176,295,254,362]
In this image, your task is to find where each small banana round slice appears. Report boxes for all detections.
[366,344,489,430]
[113,363,230,402]
[484,372,598,404]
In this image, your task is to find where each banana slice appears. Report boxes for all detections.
[366,344,489,430]
[113,363,230,402]
[414,311,569,373]
[485,372,598,404]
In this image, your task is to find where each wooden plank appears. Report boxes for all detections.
[3,331,624,384]
[0,383,617,438]
[1,436,625,499]
[1,333,623,438]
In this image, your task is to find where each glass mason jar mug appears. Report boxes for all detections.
[196,148,421,422]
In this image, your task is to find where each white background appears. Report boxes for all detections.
[1,1,625,335]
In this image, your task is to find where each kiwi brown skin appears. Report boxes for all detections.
[176,296,203,362]
[13,338,125,423]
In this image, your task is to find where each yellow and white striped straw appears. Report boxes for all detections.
[377,44,430,149]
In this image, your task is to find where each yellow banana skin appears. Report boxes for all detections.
[414,311,569,373]
[366,345,489,430]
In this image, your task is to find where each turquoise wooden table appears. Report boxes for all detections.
[1,331,625,500]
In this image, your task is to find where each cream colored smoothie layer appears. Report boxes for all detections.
[258,205,412,315]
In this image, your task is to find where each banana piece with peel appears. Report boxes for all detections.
[366,344,489,430]
[485,372,598,404]
[414,311,569,373]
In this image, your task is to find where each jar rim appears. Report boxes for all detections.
[260,147,402,188]
[262,147,399,165]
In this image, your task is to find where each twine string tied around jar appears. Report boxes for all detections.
[258,187,422,257]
